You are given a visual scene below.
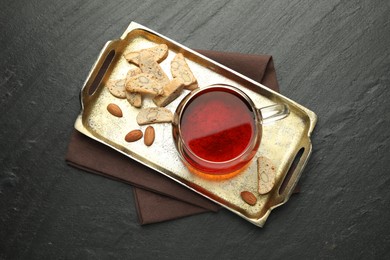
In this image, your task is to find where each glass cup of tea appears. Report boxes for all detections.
[172,84,289,179]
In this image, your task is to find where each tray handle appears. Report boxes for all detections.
[80,40,119,104]
[275,137,313,204]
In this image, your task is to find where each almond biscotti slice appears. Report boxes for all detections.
[126,67,142,78]
[124,44,168,65]
[126,91,142,108]
[139,51,170,87]
[106,68,142,99]
[170,53,198,90]
[153,78,185,107]
[125,73,163,96]
[124,68,143,107]
[136,107,173,125]
[106,78,127,98]
[257,156,276,195]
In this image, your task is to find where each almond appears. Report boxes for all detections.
[144,126,155,146]
[125,129,143,142]
[107,103,123,117]
[240,191,257,206]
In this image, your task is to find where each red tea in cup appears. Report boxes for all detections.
[181,89,255,162]
[173,85,261,176]
[173,84,289,178]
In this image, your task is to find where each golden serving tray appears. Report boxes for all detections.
[74,22,317,227]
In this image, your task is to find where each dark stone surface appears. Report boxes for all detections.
[1,0,389,259]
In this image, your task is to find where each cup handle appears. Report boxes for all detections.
[259,104,289,124]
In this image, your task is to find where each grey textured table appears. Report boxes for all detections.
[1,0,389,259]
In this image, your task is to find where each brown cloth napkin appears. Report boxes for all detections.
[66,50,283,224]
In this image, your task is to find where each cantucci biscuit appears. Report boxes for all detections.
[139,51,170,87]
[124,68,143,107]
[170,53,198,90]
[257,156,276,194]
[106,68,141,98]
[136,107,173,125]
[126,91,142,108]
[123,52,139,64]
[153,79,185,107]
[124,44,168,65]
[106,79,126,98]
[125,73,163,95]
[126,67,142,78]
